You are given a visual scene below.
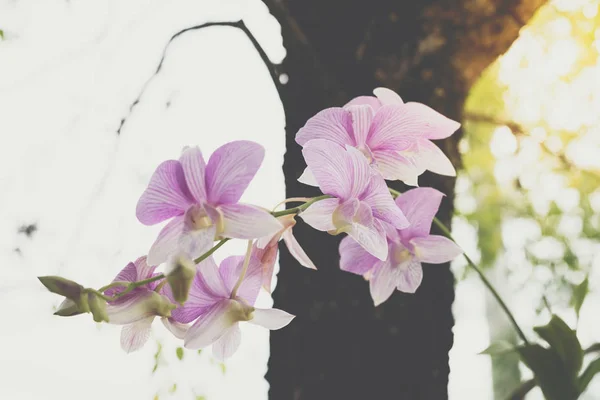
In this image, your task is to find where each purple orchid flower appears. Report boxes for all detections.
[173,256,294,360]
[339,187,463,306]
[296,87,460,186]
[136,141,283,266]
[300,139,409,260]
[104,256,181,353]
[254,214,317,292]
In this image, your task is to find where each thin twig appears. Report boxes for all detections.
[117,20,283,134]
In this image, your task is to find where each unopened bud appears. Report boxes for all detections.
[166,255,196,304]
[38,276,83,299]
[146,291,177,318]
[87,292,109,323]
[54,298,84,317]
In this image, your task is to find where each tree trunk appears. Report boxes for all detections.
[264,1,545,398]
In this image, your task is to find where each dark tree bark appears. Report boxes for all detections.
[264,1,546,399]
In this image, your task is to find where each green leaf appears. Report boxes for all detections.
[571,277,589,319]
[176,347,184,361]
[168,384,177,394]
[195,397,206,400]
[534,315,583,376]
[0,29,4,40]
[518,344,579,400]
[479,340,516,356]
[578,357,600,394]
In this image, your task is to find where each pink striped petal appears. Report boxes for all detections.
[415,139,456,177]
[212,324,242,360]
[369,259,398,306]
[107,291,168,325]
[147,216,185,266]
[179,224,216,262]
[361,174,409,229]
[396,187,444,239]
[220,203,283,240]
[121,317,153,353]
[299,198,339,231]
[396,258,424,294]
[296,108,354,147]
[345,145,374,199]
[179,146,208,203]
[298,167,319,187]
[205,141,265,205]
[373,87,404,105]
[136,160,194,225]
[282,229,316,269]
[344,96,382,111]
[347,105,374,147]
[220,256,262,306]
[402,103,460,140]
[339,236,380,275]
[410,235,463,263]
[302,140,352,199]
[367,105,423,150]
[161,317,189,339]
[184,300,238,350]
[347,219,388,261]
[249,308,295,330]
[372,147,422,185]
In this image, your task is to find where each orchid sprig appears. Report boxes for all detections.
[39,86,531,364]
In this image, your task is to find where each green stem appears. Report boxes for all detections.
[107,274,167,301]
[390,186,529,345]
[230,240,253,299]
[194,238,229,264]
[272,195,332,217]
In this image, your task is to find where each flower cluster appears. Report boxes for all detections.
[39,87,463,360]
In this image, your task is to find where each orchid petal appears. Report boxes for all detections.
[220,203,283,240]
[136,160,194,225]
[179,146,208,203]
[371,148,422,185]
[347,105,374,147]
[403,102,460,140]
[396,187,444,239]
[299,198,339,231]
[410,235,463,263]
[220,256,262,306]
[361,174,409,229]
[369,259,399,306]
[345,145,374,199]
[250,242,278,292]
[178,224,216,262]
[111,262,137,284]
[415,140,456,177]
[396,258,424,294]
[302,140,352,199]
[367,105,423,150]
[184,300,238,350]
[298,167,319,187]
[212,324,242,360]
[347,219,388,261]
[162,317,189,339]
[296,108,354,147]
[121,317,153,353]
[344,96,382,111]
[147,216,185,266]
[249,308,295,330]
[205,141,264,204]
[282,229,317,270]
[339,236,381,276]
[373,87,404,105]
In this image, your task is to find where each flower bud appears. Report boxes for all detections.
[54,298,85,317]
[87,292,109,323]
[38,276,83,299]
[166,255,196,304]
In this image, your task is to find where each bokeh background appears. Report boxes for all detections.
[0,0,599,399]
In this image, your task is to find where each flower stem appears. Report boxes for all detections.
[272,194,332,218]
[390,186,529,345]
[230,240,253,299]
[194,238,229,264]
[105,274,166,301]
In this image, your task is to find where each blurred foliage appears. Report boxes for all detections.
[463,1,600,398]
[461,0,600,315]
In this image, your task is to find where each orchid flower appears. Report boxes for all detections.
[173,256,294,360]
[339,188,463,306]
[103,257,178,353]
[296,87,460,186]
[300,139,409,260]
[136,141,283,266]
[254,214,317,292]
